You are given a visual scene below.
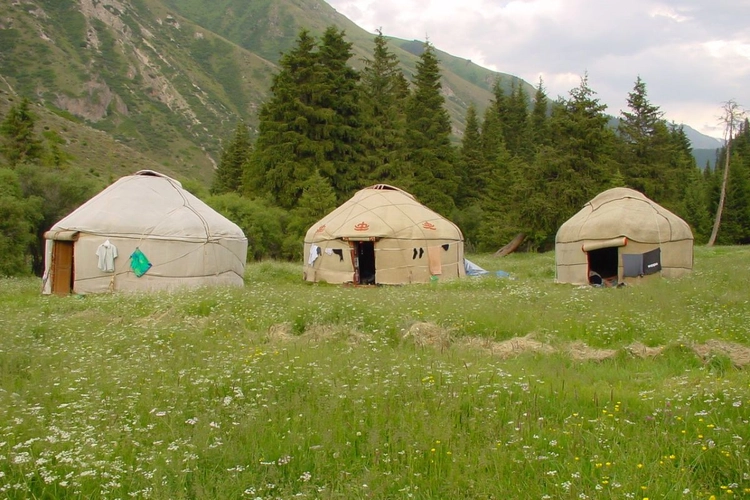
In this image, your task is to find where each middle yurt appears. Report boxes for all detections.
[304,184,465,284]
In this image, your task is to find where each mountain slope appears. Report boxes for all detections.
[0,0,524,184]
[0,0,719,184]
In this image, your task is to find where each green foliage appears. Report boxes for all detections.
[0,98,43,166]
[0,168,41,276]
[211,121,252,195]
[283,170,337,259]
[16,164,100,275]
[403,42,458,215]
[359,30,409,185]
[205,192,288,260]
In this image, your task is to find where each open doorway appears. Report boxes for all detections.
[355,241,376,285]
[587,246,618,284]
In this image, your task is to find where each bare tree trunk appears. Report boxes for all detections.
[707,142,731,246]
[494,233,526,257]
[708,100,744,246]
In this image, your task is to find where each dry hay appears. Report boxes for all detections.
[692,339,750,367]
[568,341,618,361]
[402,322,453,350]
[626,342,665,358]
[267,323,293,342]
[267,323,368,344]
[460,334,555,359]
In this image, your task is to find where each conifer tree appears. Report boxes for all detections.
[504,82,531,159]
[244,29,322,208]
[530,77,551,148]
[520,74,618,248]
[212,121,251,194]
[246,27,362,208]
[284,169,338,259]
[359,29,409,185]
[403,41,458,214]
[618,77,676,201]
[316,26,363,201]
[456,103,484,208]
[0,98,43,167]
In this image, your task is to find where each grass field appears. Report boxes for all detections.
[1,246,749,499]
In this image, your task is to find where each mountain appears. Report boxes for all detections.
[681,125,723,150]
[0,0,527,185]
[0,0,723,184]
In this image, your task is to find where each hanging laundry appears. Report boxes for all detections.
[130,248,152,277]
[95,239,118,272]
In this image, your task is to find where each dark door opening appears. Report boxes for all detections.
[587,246,618,284]
[355,241,376,285]
[51,241,74,295]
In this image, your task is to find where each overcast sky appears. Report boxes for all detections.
[324,0,748,139]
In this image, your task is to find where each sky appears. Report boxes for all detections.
[323,0,749,139]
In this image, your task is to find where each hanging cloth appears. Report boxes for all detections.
[130,248,152,277]
[95,239,118,272]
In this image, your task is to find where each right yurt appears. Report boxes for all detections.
[555,187,694,285]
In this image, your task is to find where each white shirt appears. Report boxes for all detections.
[96,239,118,272]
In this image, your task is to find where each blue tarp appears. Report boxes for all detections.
[464,259,510,278]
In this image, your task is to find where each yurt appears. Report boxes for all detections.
[555,187,693,285]
[304,184,465,285]
[42,170,247,295]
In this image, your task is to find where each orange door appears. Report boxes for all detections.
[51,241,74,296]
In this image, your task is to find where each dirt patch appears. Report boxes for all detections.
[693,340,750,367]
[568,341,618,361]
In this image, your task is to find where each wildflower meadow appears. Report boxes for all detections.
[1,246,749,499]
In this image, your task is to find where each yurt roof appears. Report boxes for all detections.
[556,187,693,244]
[49,170,245,242]
[306,184,463,242]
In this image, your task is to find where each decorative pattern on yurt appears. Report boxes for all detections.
[42,170,247,295]
[304,184,465,285]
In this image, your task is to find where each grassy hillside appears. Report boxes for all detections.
[1,246,749,497]
[0,0,526,186]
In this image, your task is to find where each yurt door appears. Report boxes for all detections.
[353,241,376,285]
[51,241,74,295]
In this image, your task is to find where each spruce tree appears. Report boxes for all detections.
[456,103,484,208]
[618,76,676,201]
[0,97,43,167]
[403,41,458,214]
[530,77,551,148]
[246,27,362,208]
[520,74,619,249]
[316,26,363,201]
[359,29,409,185]
[245,29,322,208]
[212,121,251,195]
[504,82,531,159]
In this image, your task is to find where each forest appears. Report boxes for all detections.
[1,26,748,276]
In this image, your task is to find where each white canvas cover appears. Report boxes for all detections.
[555,187,694,284]
[304,184,465,284]
[42,170,247,294]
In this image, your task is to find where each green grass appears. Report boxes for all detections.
[0,247,749,499]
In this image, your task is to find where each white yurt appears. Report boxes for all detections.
[42,170,247,294]
[303,184,465,285]
[555,187,694,285]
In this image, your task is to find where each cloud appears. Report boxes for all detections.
[325,0,749,138]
